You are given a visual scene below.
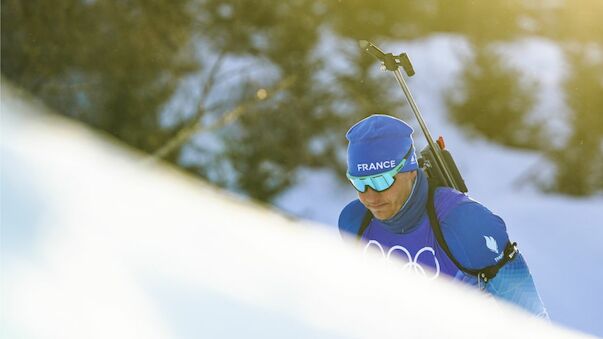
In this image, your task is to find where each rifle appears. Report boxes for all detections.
[358,40,468,193]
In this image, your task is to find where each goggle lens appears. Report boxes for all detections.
[348,174,395,193]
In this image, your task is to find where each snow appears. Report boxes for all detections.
[1,80,587,339]
[273,35,603,337]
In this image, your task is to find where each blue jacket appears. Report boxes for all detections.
[339,169,548,318]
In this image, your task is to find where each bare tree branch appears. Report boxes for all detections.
[143,74,296,165]
[145,52,225,162]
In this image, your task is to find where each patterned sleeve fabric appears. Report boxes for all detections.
[441,199,548,318]
[485,253,549,319]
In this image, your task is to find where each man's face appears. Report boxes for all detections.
[357,171,417,220]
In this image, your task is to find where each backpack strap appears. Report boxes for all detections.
[354,181,518,282]
[356,209,373,240]
[426,179,518,282]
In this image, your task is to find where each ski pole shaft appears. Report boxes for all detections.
[392,69,436,151]
[391,68,458,188]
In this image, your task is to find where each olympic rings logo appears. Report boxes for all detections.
[363,240,441,281]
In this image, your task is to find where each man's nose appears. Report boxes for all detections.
[360,186,381,201]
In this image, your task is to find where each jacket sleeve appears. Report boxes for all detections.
[338,199,366,240]
[441,200,549,318]
[485,253,549,318]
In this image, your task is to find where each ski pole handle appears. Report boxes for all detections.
[358,40,387,61]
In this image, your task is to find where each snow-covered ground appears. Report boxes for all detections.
[274,35,603,337]
[1,81,589,338]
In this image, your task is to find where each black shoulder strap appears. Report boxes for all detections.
[356,209,373,240]
[354,181,518,282]
[426,179,518,282]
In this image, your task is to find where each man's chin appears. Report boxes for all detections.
[370,208,394,221]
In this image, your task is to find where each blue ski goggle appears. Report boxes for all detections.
[346,148,412,193]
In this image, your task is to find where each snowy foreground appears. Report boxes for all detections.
[0,81,590,338]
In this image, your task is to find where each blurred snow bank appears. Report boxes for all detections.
[1,80,587,338]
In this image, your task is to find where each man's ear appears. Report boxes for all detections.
[408,170,417,180]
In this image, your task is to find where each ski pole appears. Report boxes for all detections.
[358,40,461,191]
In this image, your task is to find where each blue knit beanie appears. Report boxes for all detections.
[346,114,418,177]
